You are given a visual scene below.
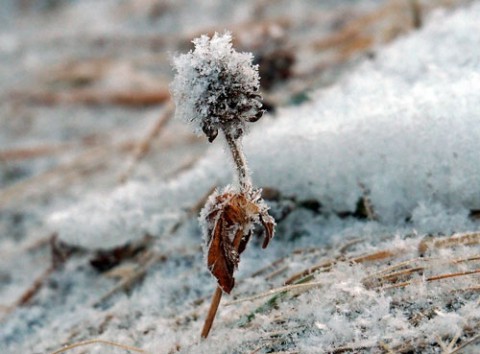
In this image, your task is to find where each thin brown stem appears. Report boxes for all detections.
[201,286,223,338]
[223,131,252,193]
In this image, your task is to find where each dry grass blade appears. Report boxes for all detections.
[225,281,324,306]
[0,267,53,322]
[10,87,170,107]
[118,102,174,183]
[370,266,424,284]
[365,254,480,282]
[446,329,463,353]
[382,268,480,290]
[15,266,54,307]
[250,257,289,278]
[285,249,397,285]
[265,265,289,281]
[449,332,480,354]
[49,339,147,354]
[350,249,397,263]
[182,16,291,48]
[418,232,480,254]
[435,334,449,352]
[91,251,163,307]
[364,255,480,288]
[364,257,427,279]
[455,285,480,293]
[284,259,335,285]
[250,246,327,279]
[336,238,365,254]
[1,236,74,322]
[0,143,73,161]
[326,342,376,353]
[0,142,136,208]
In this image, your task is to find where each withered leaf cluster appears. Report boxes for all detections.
[201,189,275,293]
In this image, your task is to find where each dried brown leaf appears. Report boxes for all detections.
[207,217,238,293]
[203,190,275,293]
[260,213,275,249]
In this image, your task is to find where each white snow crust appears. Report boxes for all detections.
[51,2,480,246]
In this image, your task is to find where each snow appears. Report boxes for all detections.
[50,0,480,245]
[2,1,480,353]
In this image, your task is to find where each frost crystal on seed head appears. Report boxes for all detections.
[171,32,263,142]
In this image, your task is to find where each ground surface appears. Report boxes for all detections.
[1,1,480,353]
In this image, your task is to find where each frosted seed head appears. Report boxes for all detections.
[170,32,263,142]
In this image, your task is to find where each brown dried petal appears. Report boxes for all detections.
[260,212,275,249]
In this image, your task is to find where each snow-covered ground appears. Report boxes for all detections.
[1,1,480,353]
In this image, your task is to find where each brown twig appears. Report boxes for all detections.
[201,286,223,338]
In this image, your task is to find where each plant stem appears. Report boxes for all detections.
[201,286,223,338]
[201,131,252,339]
[223,131,252,193]
[201,226,246,338]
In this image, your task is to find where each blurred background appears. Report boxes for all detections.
[0,0,470,210]
[1,1,478,353]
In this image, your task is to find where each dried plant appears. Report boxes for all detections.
[201,187,274,294]
[171,31,275,338]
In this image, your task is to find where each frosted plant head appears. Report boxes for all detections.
[171,32,264,142]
